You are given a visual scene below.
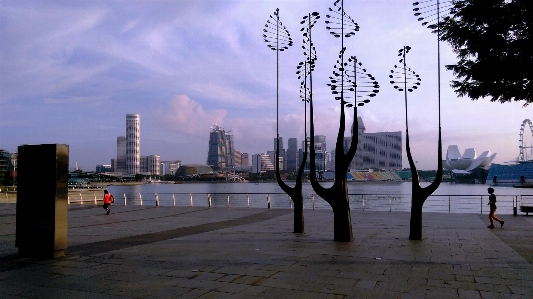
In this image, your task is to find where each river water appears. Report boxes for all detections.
[105,181,533,214]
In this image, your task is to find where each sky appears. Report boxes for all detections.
[0,0,531,171]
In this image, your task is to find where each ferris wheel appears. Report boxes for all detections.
[519,119,533,161]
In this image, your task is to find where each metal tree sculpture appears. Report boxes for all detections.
[271,12,318,234]
[389,46,442,240]
[263,8,293,168]
[307,0,360,242]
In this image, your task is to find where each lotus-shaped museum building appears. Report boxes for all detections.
[444,145,496,174]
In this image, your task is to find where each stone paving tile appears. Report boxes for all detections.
[1,206,533,298]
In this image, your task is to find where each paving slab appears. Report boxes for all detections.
[0,203,532,298]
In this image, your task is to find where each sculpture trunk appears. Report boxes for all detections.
[409,197,424,240]
[332,194,354,242]
[293,196,304,233]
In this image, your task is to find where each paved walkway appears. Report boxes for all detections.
[1,204,532,298]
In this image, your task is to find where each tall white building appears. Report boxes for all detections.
[126,114,140,175]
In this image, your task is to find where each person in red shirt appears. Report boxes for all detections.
[103,189,115,215]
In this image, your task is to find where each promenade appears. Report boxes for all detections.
[1,204,532,298]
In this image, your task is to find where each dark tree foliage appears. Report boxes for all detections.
[439,0,533,105]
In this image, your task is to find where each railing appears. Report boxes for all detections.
[65,192,531,215]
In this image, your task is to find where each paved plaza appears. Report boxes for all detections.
[1,204,532,298]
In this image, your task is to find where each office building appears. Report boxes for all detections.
[206,124,240,169]
[274,137,285,170]
[287,138,298,171]
[207,125,228,168]
[141,155,160,175]
[115,136,127,174]
[252,154,275,173]
[340,117,402,171]
[161,160,182,176]
[126,114,140,174]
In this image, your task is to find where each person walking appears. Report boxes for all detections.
[487,187,504,228]
[103,189,115,215]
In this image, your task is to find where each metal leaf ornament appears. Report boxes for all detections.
[325,0,359,38]
[300,12,320,65]
[412,0,459,30]
[389,46,421,93]
[296,12,320,105]
[327,51,379,108]
[344,56,379,108]
[263,8,293,51]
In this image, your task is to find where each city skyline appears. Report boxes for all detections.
[1,0,531,171]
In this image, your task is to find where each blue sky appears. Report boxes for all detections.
[0,0,530,171]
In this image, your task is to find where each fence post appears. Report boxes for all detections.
[155,193,159,206]
[68,196,70,204]
[513,196,518,216]
[208,194,212,207]
[362,195,364,211]
[173,194,176,206]
[312,195,315,210]
[190,193,193,207]
[247,194,250,207]
[389,198,392,212]
[449,196,451,213]
[227,194,230,208]
[480,195,483,214]
[124,193,127,205]
[290,197,293,209]
[94,193,97,205]
[80,193,83,204]
[267,194,271,209]
[140,193,143,206]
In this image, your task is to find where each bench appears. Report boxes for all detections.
[520,205,533,216]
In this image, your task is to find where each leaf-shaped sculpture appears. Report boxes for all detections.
[263,8,293,51]
[325,0,360,38]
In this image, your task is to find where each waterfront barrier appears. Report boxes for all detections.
[63,192,531,215]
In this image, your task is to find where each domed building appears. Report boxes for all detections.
[174,164,228,181]
[174,164,214,179]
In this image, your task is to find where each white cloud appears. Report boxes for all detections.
[154,95,227,137]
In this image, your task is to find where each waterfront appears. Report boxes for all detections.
[101,181,533,215]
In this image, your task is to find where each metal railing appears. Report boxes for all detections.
[65,192,532,215]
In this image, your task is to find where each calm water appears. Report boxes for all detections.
[105,181,533,214]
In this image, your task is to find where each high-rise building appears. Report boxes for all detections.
[126,114,140,174]
[314,135,327,172]
[225,130,235,167]
[161,160,182,176]
[252,154,275,173]
[273,137,285,170]
[207,124,227,168]
[139,155,160,175]
[287,138,298,171]
[115,136,127,174]
[206,125,238,169]
[241,153,250,166]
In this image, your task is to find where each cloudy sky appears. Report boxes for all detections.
[0,0,530,171]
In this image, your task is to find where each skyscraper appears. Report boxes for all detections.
[126,114,140,174]
[273,137,285,170]
[207,124,227,168]
[287,138,298,171]
[116,136,127,174]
